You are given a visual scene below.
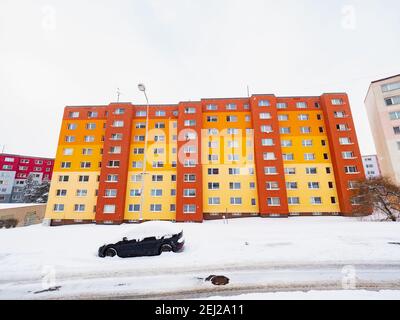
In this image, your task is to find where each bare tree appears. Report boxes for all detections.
[352,177,400,222]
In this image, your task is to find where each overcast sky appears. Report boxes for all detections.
[0,0,399,158]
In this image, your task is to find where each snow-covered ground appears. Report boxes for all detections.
[0,217,400,299]
[204,290,400,300]
[0,203,44,210]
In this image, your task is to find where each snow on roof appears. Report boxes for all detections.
[120,221,183,241]
[0,204,45,210]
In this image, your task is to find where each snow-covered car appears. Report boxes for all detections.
[98,221,185,258]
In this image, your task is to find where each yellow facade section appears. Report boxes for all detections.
[285,164,340,213]
[124,118,177,221]
[279,110,340,213]
[45,171,99,220]
[201,112,259,214]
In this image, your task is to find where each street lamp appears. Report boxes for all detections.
[138,83,150,222]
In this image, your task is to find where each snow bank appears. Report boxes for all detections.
[115,221,183,242]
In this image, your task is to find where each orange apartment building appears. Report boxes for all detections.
[45,93,366,225]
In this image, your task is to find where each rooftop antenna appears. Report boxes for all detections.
[1,145,5,154]
[116,88,122,102]
[247,85,250,98]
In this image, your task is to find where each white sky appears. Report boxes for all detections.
[0,0,399,158]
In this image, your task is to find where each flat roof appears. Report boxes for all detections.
[0,153,54,160]
[371,74,400,84]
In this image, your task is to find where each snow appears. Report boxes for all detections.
[0,217,400,299]
[203,290,400,300]
[122,221,183,242]
[0,203,44,210]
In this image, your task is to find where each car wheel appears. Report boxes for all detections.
[160,244,173,254]
[105,248,117,257]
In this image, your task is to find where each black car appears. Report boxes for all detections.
[98,226,184,258]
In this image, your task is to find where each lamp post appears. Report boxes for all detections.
[138,83,150,222]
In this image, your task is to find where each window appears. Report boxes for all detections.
[105,189,117,198]
[389,111,400,120]
[226,103,237,110]
[78,175,89,182]
[156,110,166,117]
[311,197,322,205]
[67,123,77,130]
[230,197,242,205]
[281,140,293,147]
[184,160,197,167]
[185,132,197,140]
[208,128,219,136]
[207,104,217,111]
[264,167,277,175]
[103,205,115,214]
[183,146,196,154]
[228,168,240,175]
[208,168,219,175]
[329,182,334,189]
[280,127,291,134]
[226,116,238,122]
[56,189,67,197]
[385,96,400,106]
[337,124,350,131]
[74,204,85,212]
[208,182,220,190]
[286,182,298,190]
[348,181,359,189]
[227,128,239,135]
[306,167,317,175]
[394,126,400,135]
[76,189,88,197]
[128,204,141,212]
[80,162,91,169]
[382,82,400,92]
[184,120,196,127]
[84,136,95,142]
[208,154,219,162]
[108,160,120,168]
[208,197,220,205]
[263,152,276,160]
[184,174,196,182]
[345,166,358,174]
[185,107,196,114]
[260,112,272,119]
[283,153,294,161]
[183,205,196,214]
[285,168,296,175]
[262,139,274,146]
[276,102,287,109]
[111,133,123,140]
[136,111,147,117]
[339,137,352,145]
[58,175,69,182]
[69,112,79,118]
[184,189,196,197]
[288,197,300,205]
[150,204,162,212]
[63,148,73,156]
[334,111,346,118]
[151,175,163,182]
[82,148,93,155]
[308,182,320,189]
[65,136,75,143]
[134,136,145,142]
[304,153,315,161]
[86,123,96,130]
[53,204,64,212]
[154,122,165,129]
[152,161,164,168]
[151,189,163,197]
[267,197,281,206]
[342,151,355,159]
[130,189,141,197]
[229,182,241,190]
[136,122,146,129]
[261,125,273,133]
[245,115,251,122]
[278,114,288,121]
[331,98,344,105]
[296,102,307,109]
[266,182,279,190]
[154,148,165,154]
[258,100,270,107]
[302,140,313,147]
[298,114,309,120]
[134,148,145,155]
[61,162,71,169]
[154,135,165,142]
[207,116,218,122]
[106,174,118,182]
[300,127,311,134]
